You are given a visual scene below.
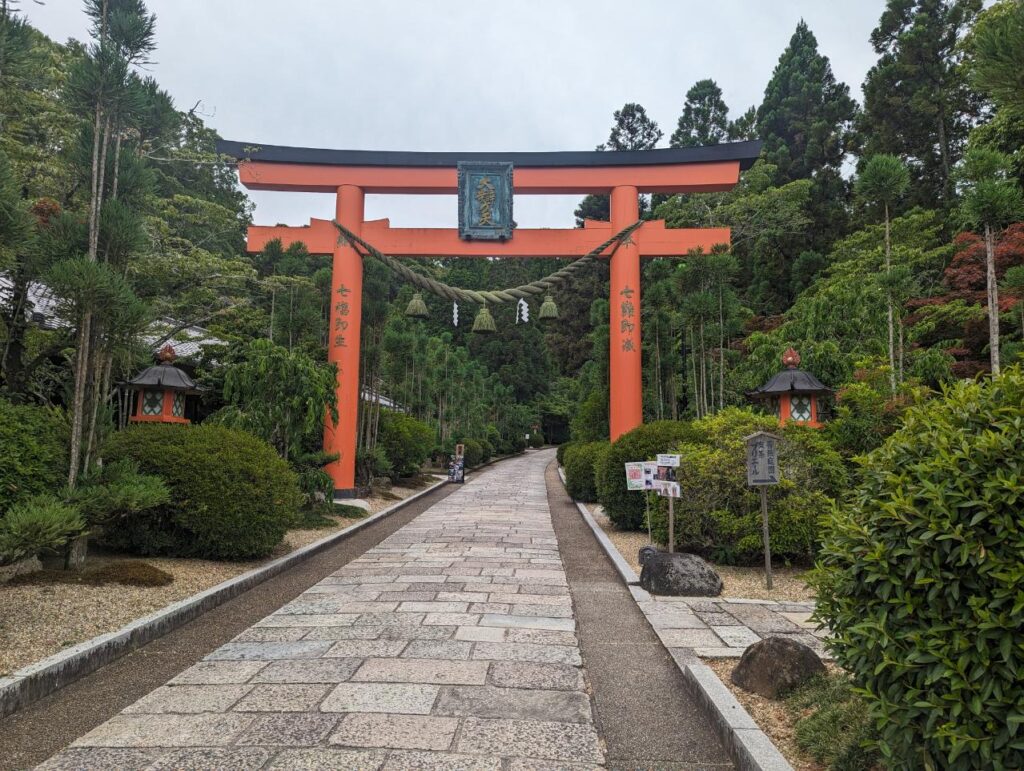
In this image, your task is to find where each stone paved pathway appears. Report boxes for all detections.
[40,452,605,770]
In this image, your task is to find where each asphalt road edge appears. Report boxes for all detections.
[0,476,450,721]
[557,465,794,771]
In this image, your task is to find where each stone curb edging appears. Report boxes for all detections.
[0,475,451,721]
[557,466,793,771]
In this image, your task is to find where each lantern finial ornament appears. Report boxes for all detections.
[157,343,177,363]
[782,347,800,369]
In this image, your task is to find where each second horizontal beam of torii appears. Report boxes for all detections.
[247,217,729,259]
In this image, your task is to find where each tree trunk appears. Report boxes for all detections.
[884,203,896,393]
[67,311,92,488]
[985,223,1001,376]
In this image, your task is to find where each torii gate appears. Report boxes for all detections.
[219,140,761,496]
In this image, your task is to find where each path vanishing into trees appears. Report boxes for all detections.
[33,450,731,769]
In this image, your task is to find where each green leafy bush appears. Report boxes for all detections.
[0,399,67,512]
[104,423,303,560]
[825,380,921,457]
[595,420,698,530]
[0,494,85,565]
[650,409,845,565]
[462,439,483,468]
[812,368,1024,769]
[563,441,608,502]
[528,430,545,448]
[377,410,433,478]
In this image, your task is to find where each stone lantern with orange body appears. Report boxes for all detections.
[126,344,203,424]
[747,348,830,428]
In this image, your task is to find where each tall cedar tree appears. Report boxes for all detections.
[670,79,730,148]
[861,0,983,209]
[755,20,856,303]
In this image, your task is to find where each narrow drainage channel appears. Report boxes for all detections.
[0,481,459,771]
[544,461,734,770]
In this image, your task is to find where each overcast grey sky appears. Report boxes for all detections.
[28,1,884,229]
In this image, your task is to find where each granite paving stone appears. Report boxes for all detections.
[122,684,252,714]
[435,685,592,722]
[381,750,502,770]
[232,683,331,712]
[489,661,585,691]
[249,658,363,684]
[168,661,268,685]
[235,713,339,745]
[263,747,387,769]
[144,747,273,770]
[455,717,602,763]
[329,713,459,751]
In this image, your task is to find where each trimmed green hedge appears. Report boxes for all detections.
[104,423,302,560]
[563,441,609,503]
[0,399,66,513]
[595,420,698,530]
[813,368,1024,769]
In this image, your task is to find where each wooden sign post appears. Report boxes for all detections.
[744,432,781,590]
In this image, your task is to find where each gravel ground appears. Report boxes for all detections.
[0,480,441,677]
[705,657,828,771]
[589,503,815,602]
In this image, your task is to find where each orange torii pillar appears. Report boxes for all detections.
[328,186,364,489]
[610,186,642,439]
[220,140,762,495]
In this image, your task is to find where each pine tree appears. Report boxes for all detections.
[670,79,730,148]
[573,102,662,225]
[756,20,857,269]
[861,0,983,208]
[757,20,857,185]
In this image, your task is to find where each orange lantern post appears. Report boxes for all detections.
[747,348,830,428]
[126,344,203,425]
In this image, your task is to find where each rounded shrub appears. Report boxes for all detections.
[104,423,302,560]
[461,439,484,468]
[0,399,67,512]
[377,410,433,479]
[812,368,1024,769]
[595,420,698,530]
[528,431,545,448]
[0,494,85,565]
[563,441,608,503]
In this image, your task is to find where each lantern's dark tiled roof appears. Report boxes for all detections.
[127,363,203,393]
[749,369,830,397]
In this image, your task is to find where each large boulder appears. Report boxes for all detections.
[731,636,825,698]
[639,551,723,596]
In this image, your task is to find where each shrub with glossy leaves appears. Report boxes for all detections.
[812,368,1024,770]
[104,424,302,560]
[595,421,698,530]
[563,441,609,503]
